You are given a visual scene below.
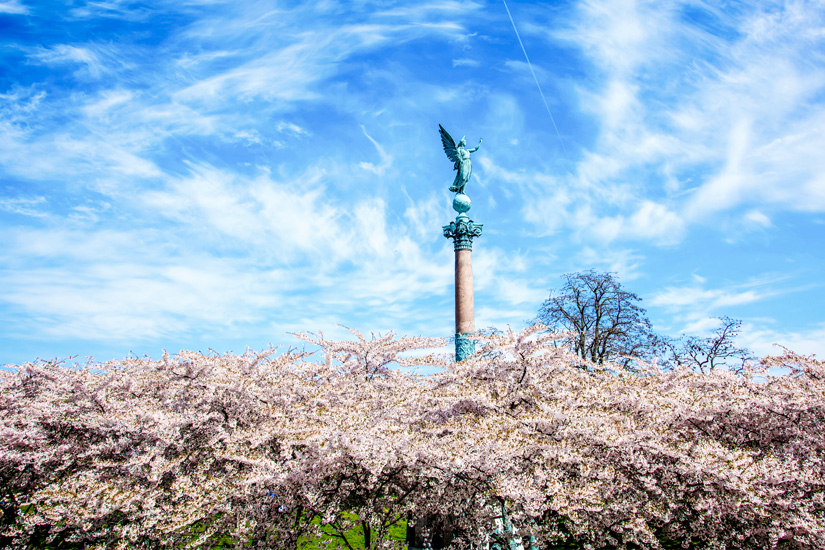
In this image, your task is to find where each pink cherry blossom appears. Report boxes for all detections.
[1,327,822,548]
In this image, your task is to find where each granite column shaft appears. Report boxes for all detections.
[455,248,474,335]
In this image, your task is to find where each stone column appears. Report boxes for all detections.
[443,194,482,362]
[455,247,474,335]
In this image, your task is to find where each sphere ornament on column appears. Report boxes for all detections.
[452,192,472,214]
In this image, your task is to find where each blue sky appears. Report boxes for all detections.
[1,0,823,366]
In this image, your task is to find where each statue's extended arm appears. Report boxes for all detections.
[468,138,482,153]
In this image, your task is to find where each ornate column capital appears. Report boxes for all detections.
[443,213,483,251]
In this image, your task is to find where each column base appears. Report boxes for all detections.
[455,332,475,362]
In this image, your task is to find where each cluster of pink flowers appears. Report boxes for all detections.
[1,326,823,549]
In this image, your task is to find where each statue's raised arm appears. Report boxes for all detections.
[439,124,482,194]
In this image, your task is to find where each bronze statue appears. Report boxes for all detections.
[439,124,482,194]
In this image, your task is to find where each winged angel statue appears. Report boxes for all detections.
[439,124,482,194]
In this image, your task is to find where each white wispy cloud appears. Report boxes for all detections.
[652,286,765,311]
[575,247,645,281]
[490,0,825,271]
[174,45,327,103]
[66,0,166,20]
[80,89,133,118]
[452,58,480,68]
[739,322,825,359]
[647,275,819,348]
[357,125,392,176]
[375,1,483,18]
[0,0,27,14]
[274,121,308,137]
[0,196,47,217]
[27,44,130,79]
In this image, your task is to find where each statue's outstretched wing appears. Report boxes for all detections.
[439,124,460,170]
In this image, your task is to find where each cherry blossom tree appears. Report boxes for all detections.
[1,327,823,549]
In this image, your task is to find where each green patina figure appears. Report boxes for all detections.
[439,124,482,194]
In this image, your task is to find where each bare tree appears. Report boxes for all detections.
[537,271,659,367]
[664,317,755,373]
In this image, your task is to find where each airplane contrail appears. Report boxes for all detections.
[502,0,567,153]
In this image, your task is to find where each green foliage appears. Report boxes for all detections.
[197,512,407,549]
[298,512,407,550]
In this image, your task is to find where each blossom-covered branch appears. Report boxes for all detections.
[1,329,823,548]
